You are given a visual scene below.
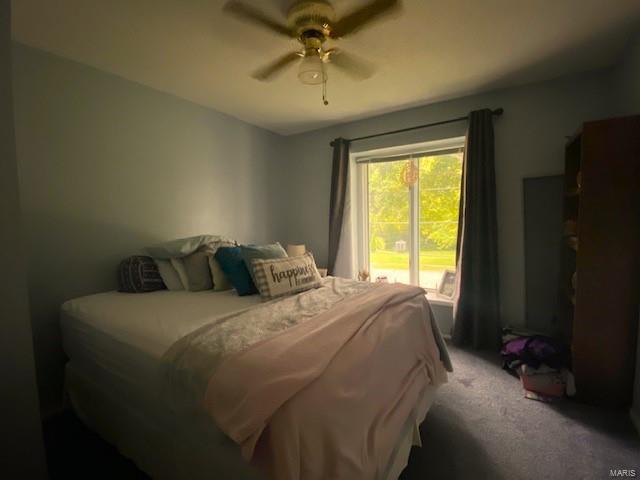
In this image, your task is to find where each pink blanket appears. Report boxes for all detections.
[204,283,449,479]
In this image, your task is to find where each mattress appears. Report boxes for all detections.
[61,289,261,394]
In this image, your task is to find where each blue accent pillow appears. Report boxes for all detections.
[214,247,257,296]
[240,242,288,285]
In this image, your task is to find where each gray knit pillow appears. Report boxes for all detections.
[118,256,166,293]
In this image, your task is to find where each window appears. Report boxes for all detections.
[355,138,464,291]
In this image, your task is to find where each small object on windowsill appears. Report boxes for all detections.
[357,270,370,282]
[375,276,388,283]
[317,268,328,278]
[437,269,457,299]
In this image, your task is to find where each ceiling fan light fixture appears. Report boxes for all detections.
[298,54,326,85]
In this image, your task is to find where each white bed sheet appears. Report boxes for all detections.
[61,289,261,393]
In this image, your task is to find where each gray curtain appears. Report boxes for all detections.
[328,138,350,275]
[452,109,501,349]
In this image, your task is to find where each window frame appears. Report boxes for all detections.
[353,136,465,291]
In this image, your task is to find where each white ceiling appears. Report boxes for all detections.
[11,0,640,135]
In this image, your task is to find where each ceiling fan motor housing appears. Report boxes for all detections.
[287,1,336,41]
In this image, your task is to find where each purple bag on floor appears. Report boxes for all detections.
[501,335,570,370]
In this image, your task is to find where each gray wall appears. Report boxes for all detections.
[12,44,286,415]
[278,70,614,332]
[0,3,47,477]
[612,33,640,115]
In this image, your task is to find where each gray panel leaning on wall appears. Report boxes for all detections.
[522,175,564,335]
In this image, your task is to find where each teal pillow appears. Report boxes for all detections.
[240,243,288,285]
[215,247,257,296]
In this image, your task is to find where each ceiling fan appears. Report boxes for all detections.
[222,0,402,104]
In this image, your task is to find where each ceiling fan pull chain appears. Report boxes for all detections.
[322,76,329,106]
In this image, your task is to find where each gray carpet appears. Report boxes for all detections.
[401,345,640,480]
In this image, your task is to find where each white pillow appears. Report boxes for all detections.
[155,259,184,291]
[251,252,322,300]
[173,251,213,292]
[145,235,235,259]
[148,235,236,291]
[208,256,232,291]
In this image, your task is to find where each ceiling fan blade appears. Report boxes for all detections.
[223,1,293,37]
[325,49,376,80]
[330,0,401,38]
[251,52,302,81]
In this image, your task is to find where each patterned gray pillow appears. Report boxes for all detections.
[118,256,166,293]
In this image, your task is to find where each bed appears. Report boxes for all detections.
[61,276,450,480]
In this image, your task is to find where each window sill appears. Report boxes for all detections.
[425,292,454,307]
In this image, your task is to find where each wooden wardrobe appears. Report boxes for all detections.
[559,114,640,408]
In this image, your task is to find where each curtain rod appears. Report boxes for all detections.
[330,108,503,147]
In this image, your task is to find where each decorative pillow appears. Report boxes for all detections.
[154,259,184,290]
[252,252,322,300]
[118,256,166,293]
[215,247,257,296]
[240,242,288,285]
[171,251,213,292]
[208,256,232,291]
